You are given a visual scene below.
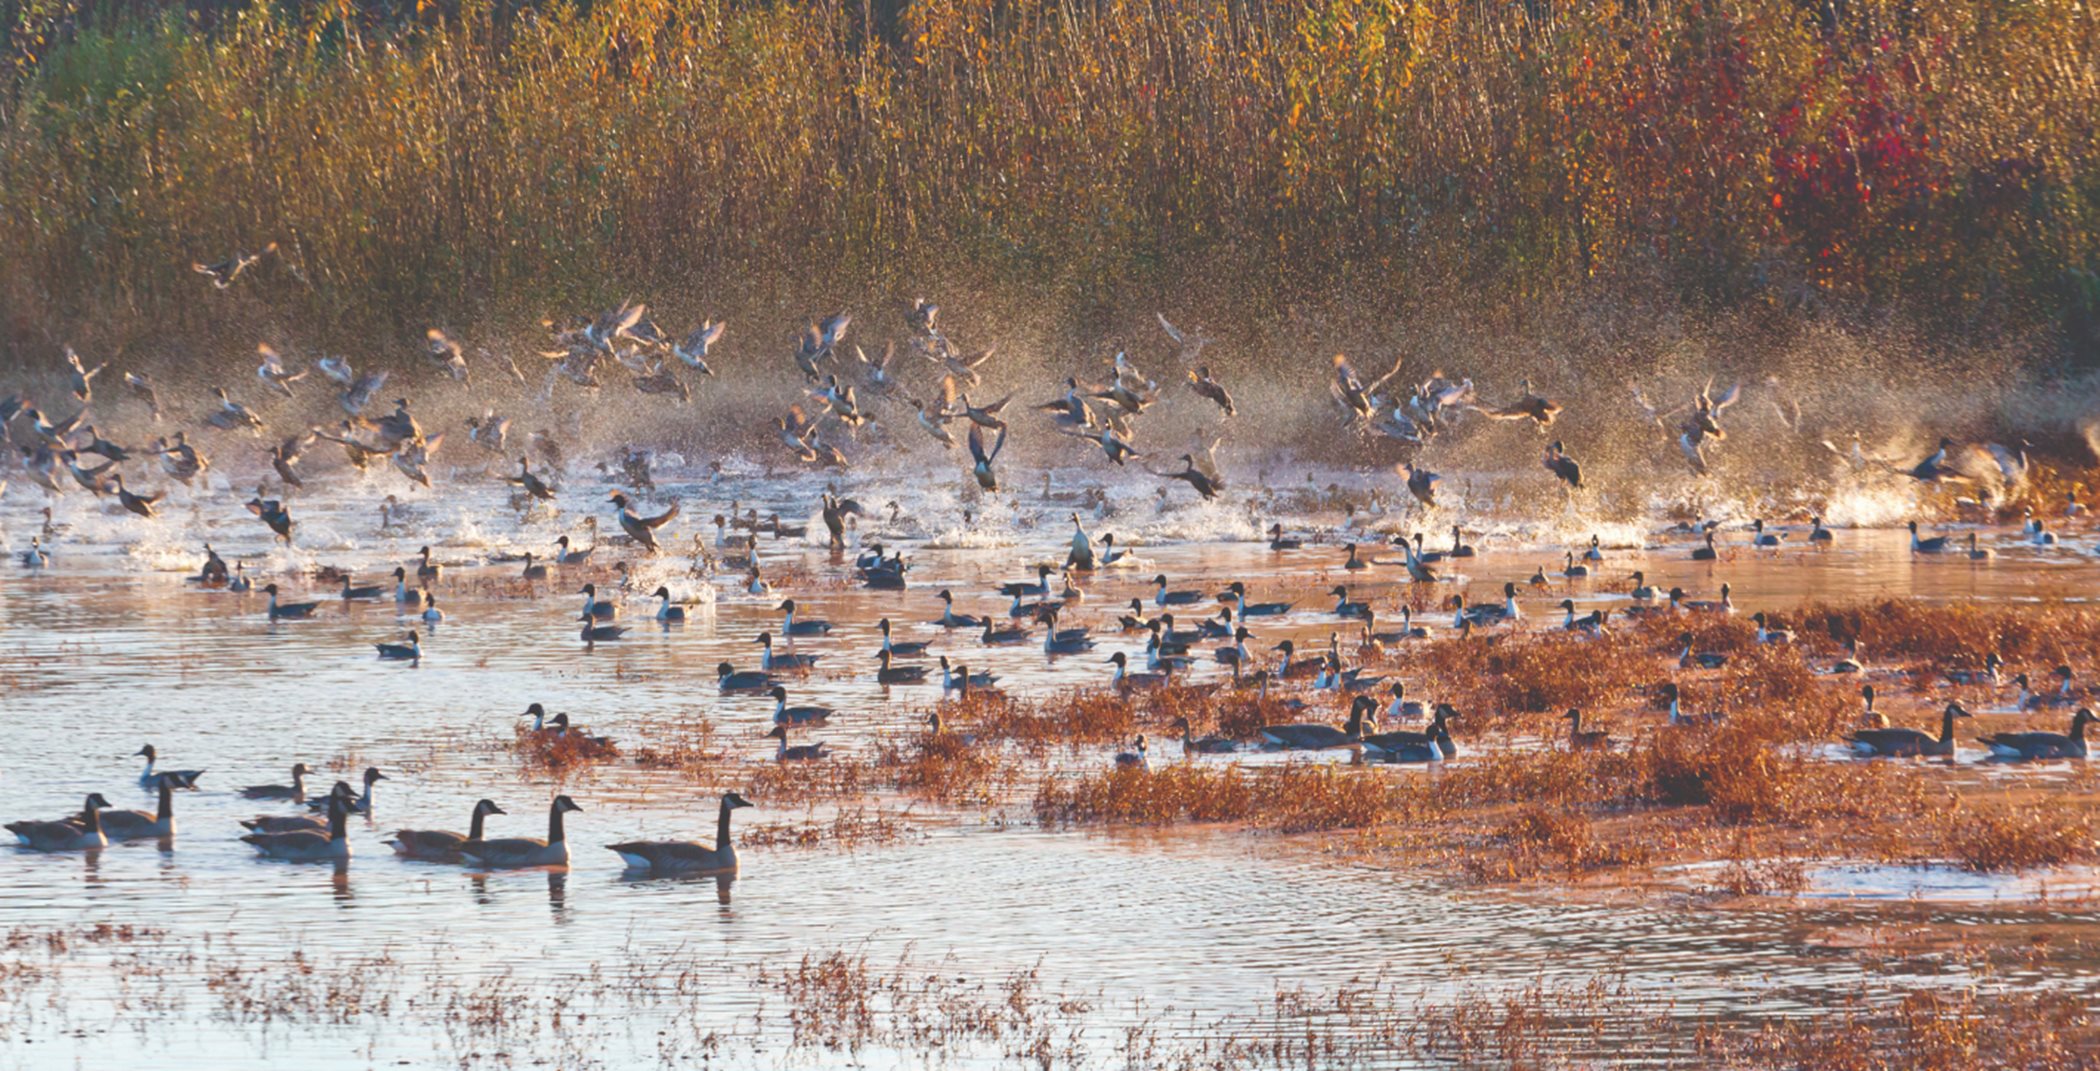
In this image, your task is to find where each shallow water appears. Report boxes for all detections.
[4,469,2100,1068]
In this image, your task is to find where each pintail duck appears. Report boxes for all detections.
[1945,652,2004,686]
[997,565,1055,599]
[1558,599,1608,633]
[1108,651,1170,691]
[9,793,112,851]
[1271,639,1326,680]
[375,630,421,661]
[421,594,445,623]
[1681,583,1733,614]
[1980,708,2093,761]
[755,632,818,671]
[262,583,319,621]
[874,649,931,684]
[1628,571,1658,602]
[1330,585,1373,620]
[18,537,49,569]
[460,795,581,869]
[388,799,507,861]
[1966,533,1994,560]
[1658,683,1726,727]
[980,619,1032,645]
[135,744,203,788]
[1908,521,1953,554]
[1750,519,1784,547]
[1361,700,1458,761]
[1172,715,1237,754]
[1260,704,1366,750]
[246,495,294,544]
[228,563,253,593]
[1751,612,1793,645]
[608,492,679,554]
[2014,666,2079,710]
[1452,584,1520,627]
[1113,736,1151,770]
[1848,702,1969,757]
[878,618,929,658]
[1690,531,1719,561]
[342,574,385,601]
[391,567,424,608]
[767,724,829,762]
[608,792,755,875]
[1214,627,1254,669]
[1677,632,1727,669]
[1562,551,1589,579]
[769,686,834,725]
[1398,463,1441,507]
[777,599,831,636]
[1363,609,1428,645]
[554,532,595,566]
[1219,581,1291,617]
[307,767,388,815]
[244,793,351,862]
[652,587,686,624]
[1384,682,1428,723]
[1041,622,1096,656]
[1829,638,1865,673]
[717,662,779,693]
[967,424,1008,491]
[240,763,313,801]
[579,583,617,621]
[939,656,998,691]
[1562,709,1609,751]
[932,590,985,629]
[579,613,628,645]
[1809,516,1834,543]
[1268,524,1304,551]
[100,776,179,840]
[110,474,161,518]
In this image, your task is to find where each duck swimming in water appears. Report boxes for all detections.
[135,744,203,788]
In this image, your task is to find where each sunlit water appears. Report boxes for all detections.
[4,466,2100,1068]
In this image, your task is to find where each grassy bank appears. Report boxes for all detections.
[4,0,2100,370]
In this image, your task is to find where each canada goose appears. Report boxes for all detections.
[1908,521,1952,554]
[459,795,582,869]
[1848,702,1969,757]
[932,590,985,629]
[375,630,421,661]
[1809,517,1834,543]
[243,793,351,862]
[1751,612,1793,645]
[651,587,686,624]
[1690,531,1718,561]
[99,777,178,840]
[1342,543,1367,571]
[1858,685,1887,728]
[135,745,203,789]
[766,685,833,726]
[307,767,388,814]
[579,583,617,621]
[578,613,628,645]
[262,583,319,621]
[777,599,832,636]
[1113,736,1150,770]
[874,649,931,684]
[240,763,313,801]
[240,785,353,834]
[1561,709,1609,750]
[1107,651,1169,691]
[766,724,829,762]
[717,662,778,693]
[1562,552,1589,579]
[387,800,507,861]
[1980,708,2093,761]
[1676,632,1727,669]
[1170,716,1237,754]
[1659,684,1726,727]
[1259,705,1366,750]
[1966,533,1994,560]
[608,792,755,875]
[1830,638,1865,673]
[1268,523,1304,551]
[9,794,112,851]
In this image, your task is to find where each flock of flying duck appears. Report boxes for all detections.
[5,243,2094,872]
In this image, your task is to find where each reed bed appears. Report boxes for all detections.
[5,0,2098,373]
